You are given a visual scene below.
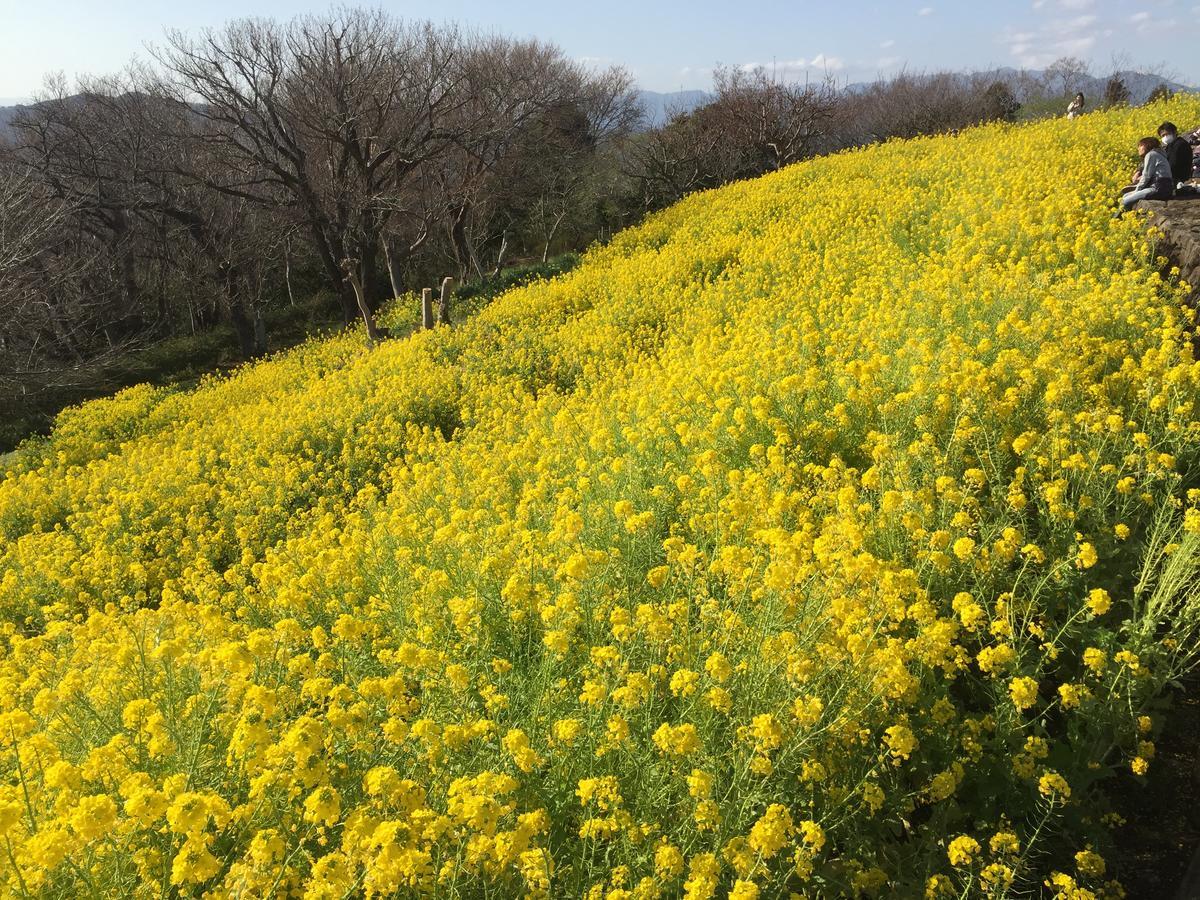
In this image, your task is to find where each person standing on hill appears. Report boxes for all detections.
[1067,92,1085,119]
[1116,137,1175,216]
[1158,122,1195,188]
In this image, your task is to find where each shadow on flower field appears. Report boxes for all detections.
[1109,675,1200,899]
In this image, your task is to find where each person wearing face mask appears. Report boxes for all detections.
[1157,122,1195,192]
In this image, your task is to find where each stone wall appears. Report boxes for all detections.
[1142,196,1200,307]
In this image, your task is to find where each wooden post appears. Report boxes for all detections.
[438,276,455,326]
[421,287,434,330]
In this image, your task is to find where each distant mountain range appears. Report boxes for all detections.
[3,69,1194,140]
[843,68,1193,104]
[0,90,717,136]
[1014,68,1193,104]
[0,104,22,135]
[636,69,1194,128]
[636,90,712,127]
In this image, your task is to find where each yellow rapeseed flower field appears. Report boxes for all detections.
[2,97,1200,897]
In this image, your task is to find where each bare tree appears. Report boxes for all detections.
[0,161,84,366]
[430,36,595,279]
[627,104,738,209]
[0,155,134,421]
[11,74,278,357]
[495,64,641,262]
[13,75,149,324]
[982,81,1021,122]
[710,66,840,172]
[1104,75,1130,108]
[843,70,1010,143]
[628,67,839,210]
[0,9,660,443]
[1043,56,1091,98]
[0,166,69,280]
[286,14,470,321]
[1147,83,1175,105]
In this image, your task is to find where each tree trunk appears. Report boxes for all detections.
[341,258,384,346]
[449,214,469,281]
[358,237,381,313]
[493,232,509,277]
[228,301,259,359]
[382,236,404,299]
[253,310,267,353]
[449,203,483,281]
[156,290,170,331]
[225,270,267,359]
[311,222,357,323]
[285,238,296,307]
[543,211,567,263]
[111,210,141,316]
[356,291,383,344]
[466,228,483,281]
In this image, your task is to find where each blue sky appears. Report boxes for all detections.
[1,0,1196,102]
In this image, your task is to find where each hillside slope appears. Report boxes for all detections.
[2,98,1200,897]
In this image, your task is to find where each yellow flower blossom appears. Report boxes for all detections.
[0,95,1197,898]
[947,835,980,866]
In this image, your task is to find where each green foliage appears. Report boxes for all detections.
[453,254,582,307]
[1104,76,1131,108]
[2,257,584,454]
[983,81,1021,122]
[1147,83,1176,105]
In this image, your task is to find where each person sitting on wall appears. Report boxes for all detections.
[1158,121,1195,193]
[1188,126,1200,182]
[1115,136,1174,217]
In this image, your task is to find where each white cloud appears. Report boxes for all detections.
[998,7,1103,69]
[877,56,903,68]
[1148,16,1177,32]
[735,55,845,78]
[1129,11,1178,35]
[810,53,845,71]
[918,6,935,15]
[880,38,896,48]
[1056,35,1096,54]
